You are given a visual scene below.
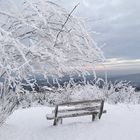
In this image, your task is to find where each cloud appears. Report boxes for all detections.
[82,0,89,7]
[62,0,140,60]
[94,58,140,76]
[104,58,140,67]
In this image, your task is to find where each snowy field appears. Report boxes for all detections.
[0,104,140,140]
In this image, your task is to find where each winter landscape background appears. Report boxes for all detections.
[0,0,140,140]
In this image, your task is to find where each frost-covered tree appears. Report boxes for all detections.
[0,0,104,126]
[103,81,136,104]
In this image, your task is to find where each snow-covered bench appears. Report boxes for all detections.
[46,99,106,126]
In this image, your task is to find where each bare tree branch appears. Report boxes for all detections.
[53,3,79,47]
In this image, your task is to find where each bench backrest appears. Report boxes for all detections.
[58,99,103,106]
[52,99,105,125]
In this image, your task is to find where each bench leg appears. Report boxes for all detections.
[53,105,59,126]
[99,100,104,119]
[92,114,95,121]
[57,118,63,125]
[53,118,58,126]
[60,118,63,124]
[54,118,63,125]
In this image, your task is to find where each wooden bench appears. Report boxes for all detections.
[46,99,106,126]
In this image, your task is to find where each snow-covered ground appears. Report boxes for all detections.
[0,104,140,140]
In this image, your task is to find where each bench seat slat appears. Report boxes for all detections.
[46,110,99,120]
[52,106,100,113]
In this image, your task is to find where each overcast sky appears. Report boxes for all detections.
[2,0,140,74]
[61,0,140,73]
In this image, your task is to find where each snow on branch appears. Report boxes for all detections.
[0,0,104,77]
[0,0,104,126]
